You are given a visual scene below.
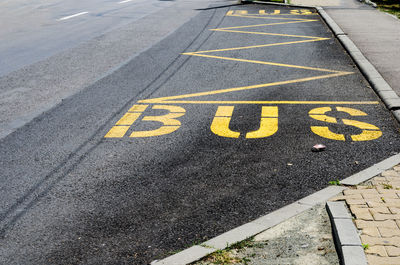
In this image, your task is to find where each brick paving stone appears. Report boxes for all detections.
[367,255,400,264]
[370,207,391,215]
[377,189,399,198]
[369,201,400,208]
[389,207,400,214]
[342,164,400,264]
[361,235,400,247]
[383,198,400,206]
[355,220,398,229]
[373,213,400,221]
[357,186,375,189]
[379,227,400,237]
[362,227,380,237]
[385,246,400,257]
[373,177,390,182]
[330,194,363,201]
[366,245,387,257]
[382,170,400,178]
[355,211,374,221]
[345,189,380,195]
[346,199,368,205]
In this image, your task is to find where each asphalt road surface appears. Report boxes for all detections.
[1,3,400,265]
[0,0,175,76]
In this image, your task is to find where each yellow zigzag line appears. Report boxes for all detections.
[139,11,354,105]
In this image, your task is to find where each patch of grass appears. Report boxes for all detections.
[362,243,370,250]
[202,238,259,264]
[329,180,341,186]
[373,0,400,19]
[382,183,393,189]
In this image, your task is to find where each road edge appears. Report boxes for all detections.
[151,154,400,265]
[316,6,400,123]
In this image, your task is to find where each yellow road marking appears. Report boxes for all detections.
[183,39,328,54]
[181,53,346,73]
[213,20,318,31]
[105,9,378,140]
[143,100,379,105]
[139,73,353,104]
[309,107,382,141]
[227,14,317,21]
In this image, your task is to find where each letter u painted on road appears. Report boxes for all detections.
[309,106,382,141]
[210,106,278,138]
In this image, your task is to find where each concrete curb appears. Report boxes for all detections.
[316,7,400,124]
[326,201,368,265]
[151,152,400,265]
[151,186,346,265]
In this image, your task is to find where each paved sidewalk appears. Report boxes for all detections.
[293,0,400,96]
[333,165,400,264]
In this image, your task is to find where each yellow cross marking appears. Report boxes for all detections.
[140,11,356,105]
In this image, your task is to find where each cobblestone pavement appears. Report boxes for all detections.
[333,165,400,264]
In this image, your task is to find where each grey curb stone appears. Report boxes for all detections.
[326,201,367,265]
[317,7,400,114]
[335,218,362,246]
[393,110,400,122]
[341,153,400,186]
[326,201,352,219]
[152,152,400,264]
[203,222,265,249]
[342,246,369,265]
[151,246,216,265]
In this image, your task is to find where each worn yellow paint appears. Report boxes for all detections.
[130,126,181,138]
[261,106,278,117]
[104,126,130,138]
[227,14,317,21]
[105,9,380,140]
[128,104,148,112]
[215,105,235,116]
[309,114,337,123]
[246,107,279,138]
[309,106,332,115]
[211,106,240,138]
[311,126,346,141]
[210,106,279,139]
[182,53,341,72]
[143,100,379,105]
[246,118,278,138]
[351,130,382,141]
[128,105,185,137]
[231,10,316,16]
[211,117,240,138]
[342,119,380,130]
[139,73,353,104]
[142,113,184,126]
[152,105,186,113]
[309,106,382,141]
[336,106,367,116]
[183,39,328,55]
[139,9,354,107]
[116,113,141,126]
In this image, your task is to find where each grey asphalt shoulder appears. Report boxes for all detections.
[0,0,214,140]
